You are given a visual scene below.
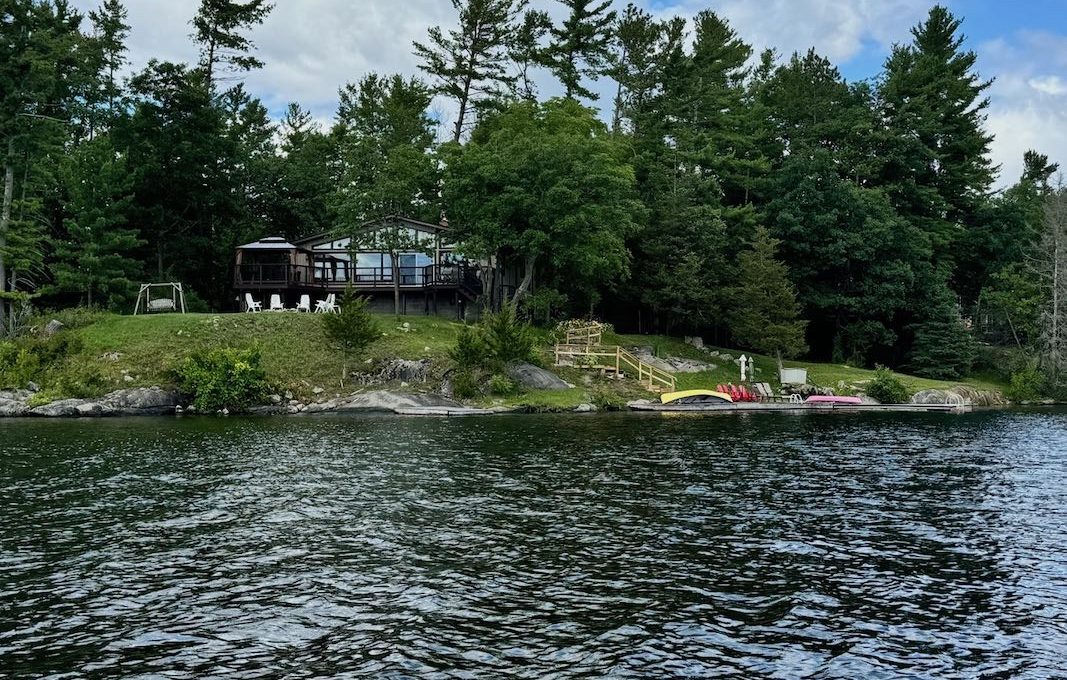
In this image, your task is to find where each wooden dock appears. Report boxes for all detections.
[628,401,971,414]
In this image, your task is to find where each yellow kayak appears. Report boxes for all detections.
[660,389,733,405]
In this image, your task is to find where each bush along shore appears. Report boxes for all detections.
[0,308,1016,419]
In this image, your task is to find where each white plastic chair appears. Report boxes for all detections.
[269,294,285,312]
[315,294,338,314]
[296,294,311,313]
[244,293,262,313]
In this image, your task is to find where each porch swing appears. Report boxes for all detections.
[133,282,187,315]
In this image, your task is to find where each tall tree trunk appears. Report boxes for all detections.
[0,137,14,328]
[510,253,537,306]
[453,75,473,144]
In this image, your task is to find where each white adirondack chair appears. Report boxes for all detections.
[315,294,339,314]
[296,294,311,313]
[244,293,262,312]
[269,294,285,312]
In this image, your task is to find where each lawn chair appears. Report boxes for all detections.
[755,382,801,404]
[295,295,311,313]
[315,294,339,314]
[269,294,285,312]
[244,293,262,313]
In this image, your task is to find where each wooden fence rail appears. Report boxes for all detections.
[554,343,676,392]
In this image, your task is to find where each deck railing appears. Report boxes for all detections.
[235,263,480,291]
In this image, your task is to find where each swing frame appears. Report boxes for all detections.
[133,282,187,315]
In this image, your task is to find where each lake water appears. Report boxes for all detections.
[2,410,1066,678]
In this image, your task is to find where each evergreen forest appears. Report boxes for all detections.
[2,0,1066,388]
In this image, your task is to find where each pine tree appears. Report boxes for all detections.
[88,0,130,130]
[333,74,440,317]
[727,226,808,367]
[879,5,994,282]
[766,150,928,364]
[1,0,88,329]
[50,136,142,308]
[191,0,273,93]
[545,0,616,100]
[606,4,663,132]
[276,103,336,240]
[322,289,381,386]
[508,10,551,101]
[413,0,526,143]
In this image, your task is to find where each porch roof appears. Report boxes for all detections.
[238,236,301,250]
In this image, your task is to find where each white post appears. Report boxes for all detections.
[740,354,748,382]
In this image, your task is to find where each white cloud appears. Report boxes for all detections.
[1028,75,1067,96]
[72,0,932,116]
[979,31,1067,188]
[67,1,1065,187]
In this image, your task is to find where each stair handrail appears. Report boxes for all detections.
[565,324,603,346]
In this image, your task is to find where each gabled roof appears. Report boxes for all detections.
[294,215,449,248]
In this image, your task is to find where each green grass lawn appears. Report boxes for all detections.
[605,330,1005,396]
[12,310,1006,406]
[58,311,468,400]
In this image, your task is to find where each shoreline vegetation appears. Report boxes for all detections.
[2,2,1067,407]
[0,310,1017,419]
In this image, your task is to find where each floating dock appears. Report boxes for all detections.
[629,401,971,414]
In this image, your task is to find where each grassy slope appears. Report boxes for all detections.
[29,312,1004,407]
[70,312,465,401]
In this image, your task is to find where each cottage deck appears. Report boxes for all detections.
[233,263,481,295]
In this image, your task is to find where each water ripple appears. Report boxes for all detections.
[1,410,1066,677]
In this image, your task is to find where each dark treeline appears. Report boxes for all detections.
[1,0,1065,385]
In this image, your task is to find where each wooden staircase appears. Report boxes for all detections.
[554,324,677,393]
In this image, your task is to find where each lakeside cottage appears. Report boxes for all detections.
[233,215,521,318]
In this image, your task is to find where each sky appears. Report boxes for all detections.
[69,0,1067,189]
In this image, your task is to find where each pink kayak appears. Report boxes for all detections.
[805,395,863,405]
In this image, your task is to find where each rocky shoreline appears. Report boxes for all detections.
[0,383,1021,419]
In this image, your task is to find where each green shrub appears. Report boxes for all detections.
[591,387,626,411]
[452,369,482,400]
[488,373,518,396]
[0,332,84,391]
[176,347,269,412]
[450,305,537,373]
[449,325,486,370]
[31,306,106,332]
[1005,364,1045,402]
[56,365,109,399]
[481,305,536,367]
[0,343,40,390]
[865,366,912,404]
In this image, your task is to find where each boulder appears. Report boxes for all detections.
[100,387,179,415]
[575,403,597,413]
[30,399,86,417]
[506,362,570,391]
[0,398,29,417]
[335,390,465,412]
[376,358,432,384]
[43,319,64,337]
[911,386,1007,407]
